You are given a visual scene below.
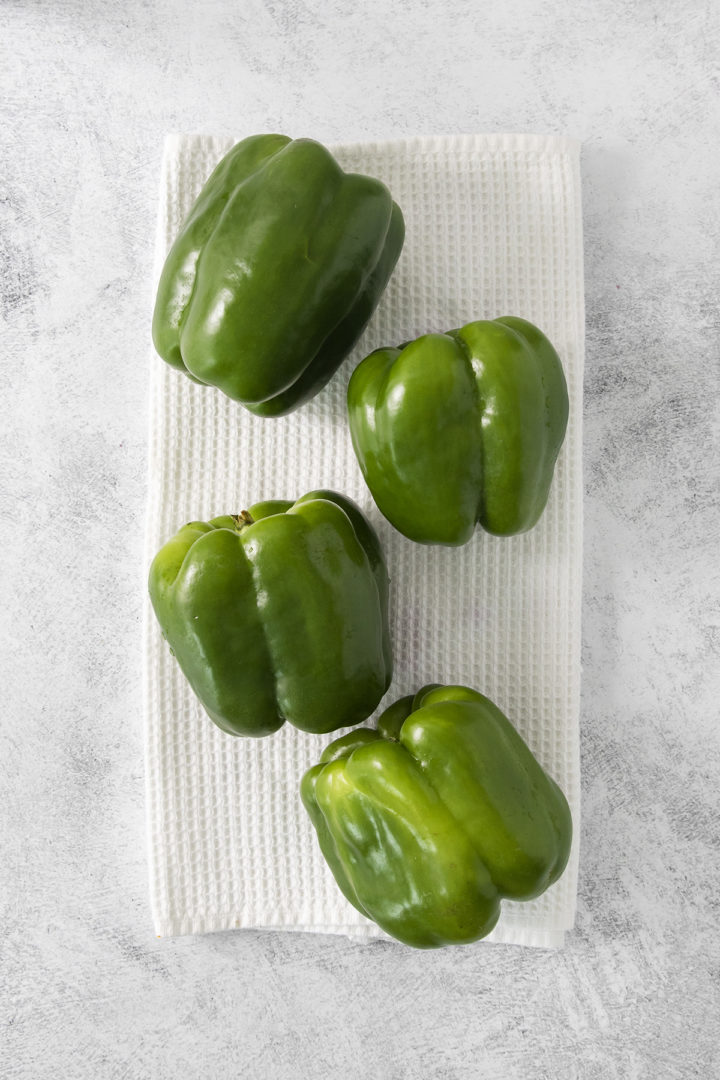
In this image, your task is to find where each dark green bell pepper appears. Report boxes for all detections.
[152,134,405,416]
[301,684,572,948]
[148,491,392,737]
[347,317,569,544]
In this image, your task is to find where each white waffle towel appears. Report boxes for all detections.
[143,133,584,947]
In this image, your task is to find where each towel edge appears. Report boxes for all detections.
[160,131,582,159]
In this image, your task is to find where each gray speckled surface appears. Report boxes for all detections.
[1,1,718,1076]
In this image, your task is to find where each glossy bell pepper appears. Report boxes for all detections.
[347,317,569,544]
[148,491,392,737]
[301,684,572,948]
[152,134,405,416]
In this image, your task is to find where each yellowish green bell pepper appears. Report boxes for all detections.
[347,317,569,544]
[148,491,392,737]
[301,684,572,948]
[152,134,404,416]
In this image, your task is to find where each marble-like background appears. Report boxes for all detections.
[2,1,718,1076]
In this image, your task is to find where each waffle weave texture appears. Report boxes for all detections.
[143,133,584,947]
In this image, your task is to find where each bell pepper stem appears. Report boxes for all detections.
[231,510,255,532]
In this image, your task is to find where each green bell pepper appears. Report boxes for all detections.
[301,684,572,948]
[152,134,405,416]
[347,317,569,544]
[148,491,392,737]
